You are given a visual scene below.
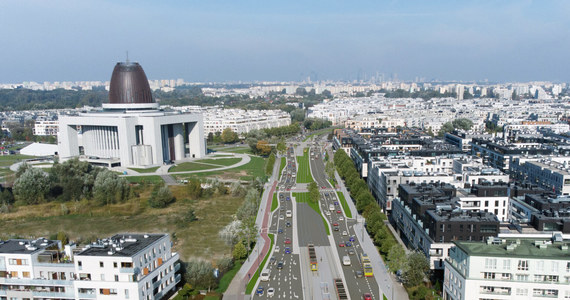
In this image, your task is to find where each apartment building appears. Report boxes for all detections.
[511,156,570,196]
[0,233,181,300]
[444,236,570,300]
[33,119,59,136]
[202,109,291,136]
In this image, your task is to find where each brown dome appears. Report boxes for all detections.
[108,62,154,104]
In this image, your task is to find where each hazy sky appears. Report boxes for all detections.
[1,0,569,83]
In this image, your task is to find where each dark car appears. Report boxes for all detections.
[270,257,276,265]
[345,241,352,247]
[256,287,264,296]
[278,228,283,234]
[349,236,355,242]
[333,226,339,231]
[277,261,284,269]
[355,270,363,278]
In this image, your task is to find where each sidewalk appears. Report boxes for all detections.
[224,155,281,300]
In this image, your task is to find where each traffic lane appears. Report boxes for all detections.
[296,202,329,246]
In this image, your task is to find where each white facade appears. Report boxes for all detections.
[33,120,59,136]
[202,108,291,136]
[58,109,205,167]
[444,238,570,300]
[511,156,570,196]
[0,233,180,300]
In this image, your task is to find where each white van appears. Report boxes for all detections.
[329,204,335,211]
[343,255,351,266]
[286,210,292,218]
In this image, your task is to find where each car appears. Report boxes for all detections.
[325,211,331,216]
[286,221,291,227]
[345,241,352,247]
[260,271,270,281]
[274,246,280,252]
[277,261,284,269]
[342,230,348,236]
[349,236,355,242]
[339,242,345,247]
[339,216,344,221]
[322,186,326,189]
[284,238,291,244]
[363,293,372,300]
[333,222,339,227]
[286,197,290,201]
[279,215,284,220]
[334,201,339,205]
[269,257,276,265]
[348,249,355,255]
[267,287,275,297]
[284,247,291,254]
[256,287,264,296]
[355,270,363,278]
[278,228,283,234]
[337,210,342,214]
[333,226,339,231]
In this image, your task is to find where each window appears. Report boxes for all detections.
[516,288,528,296]
[518,260,529,271]
[115,275,119,282]
[503,259,510,270]
[516,274,528,281]
[125,289,130,299]
[113,262,118,268]
[485,201,489,207]
[552,261,559,272]
[536,261,544,272]
[485,258,497,270]
[100,261,104,268]
[533,289,558,297]
[483,272,496,279]
[22,271,30,278]
[101,274,105,281]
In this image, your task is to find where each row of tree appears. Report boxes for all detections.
[333,149,430,289]
[4,159,130,208]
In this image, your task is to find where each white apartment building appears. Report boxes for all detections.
[202,109,291,136]
[0,233,181,300]
[33,120,59,136]
[444,236,570,300]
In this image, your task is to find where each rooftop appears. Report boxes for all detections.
[0,238,59,254]
[76,233,166,257]
[454,238,570,260]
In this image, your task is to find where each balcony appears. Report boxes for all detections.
[77,292,97,299]
[174,263,181,272]
[32,290,75,298]
[0,277,72,286]
[175,274,182,284]
[120,267,135,273]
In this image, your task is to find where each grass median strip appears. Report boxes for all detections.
[279,157,286,179]
[336,192,352,218]
[271,193,278,212]
[245,233,274,294]
[295,149,312,183]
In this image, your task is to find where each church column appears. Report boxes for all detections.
[173,123,185,161]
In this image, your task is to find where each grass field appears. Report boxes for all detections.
[128,166,160,173]
[169,162,223,172]
[336,192,352,218]
[246,234,274,294]
[293,192,330,235]
[278,157,286,179]
[195,158,241,166]
[0,154,35,167]
[172,156,267,182]
[271,193,278,212]
[125,175,164,184]
[0,185,245,261]
[295,150,313,183]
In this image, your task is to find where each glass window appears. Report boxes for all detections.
[518,260,529,271]
[503,259,510,270]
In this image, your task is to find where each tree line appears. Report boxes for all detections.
[333,149,430,292]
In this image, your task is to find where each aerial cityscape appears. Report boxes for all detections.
[0,1,569,300]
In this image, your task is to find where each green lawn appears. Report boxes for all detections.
[278,157,286,180]
[271,193,278,212]
[171,156,266,181]
[246,234,274,294]
[169,162,219,172]
[233,156,267,180]
[295,150,313,183]
[218,147,253,154]
[0,154,34,161]
[293,192,329,235]
[215,260,242,293]
[336,192,352,218]
[128,166,160,173]
[194,158,241,166]
[125,175,164,184]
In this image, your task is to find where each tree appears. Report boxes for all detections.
[256,140,272,156]
[187,178,203,199]
[290,108,306,122]
[403,251,430,287]
[13,168,51,205]
[452,118,473,131]
[185,259,217,290]
[148,185,175,208]
[56,231,69,245]
[276,140,287,154]
[438,122,454,136]
[308,181,320,204]
[219,219,243,246]
[387,244,407,273]
[0,189,14,206]
[221,128,239,144]
[207,132,214,143]
[216,256,234,274]
[92,170,130,206]
[265,153,276,175]
[232,242,247,260]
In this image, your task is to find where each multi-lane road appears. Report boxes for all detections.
[252,139,389,300]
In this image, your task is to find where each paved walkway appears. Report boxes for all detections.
[224,155,281,299]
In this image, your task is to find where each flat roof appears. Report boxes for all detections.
[0,239,58,254]
[76,233,166,257]
[454,239,570,260]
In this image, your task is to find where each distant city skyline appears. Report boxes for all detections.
[1,0,569,83]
